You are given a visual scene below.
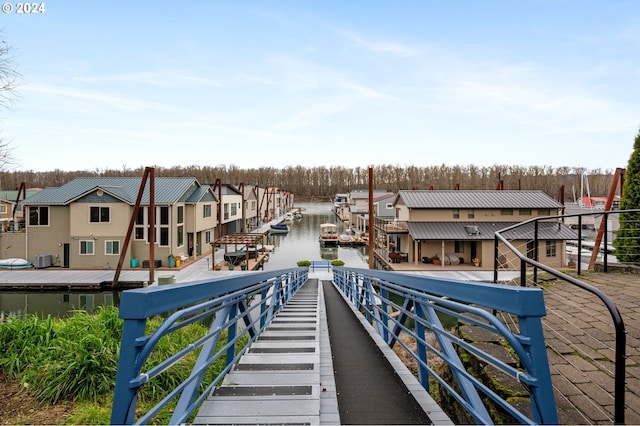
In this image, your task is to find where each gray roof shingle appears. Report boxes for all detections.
[407,221,577,241]
[23,177,202,205]
[397,190,563,209]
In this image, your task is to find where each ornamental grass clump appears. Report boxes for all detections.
[0,305,240,424]
[0,313,56,378]
[22,307,123,403]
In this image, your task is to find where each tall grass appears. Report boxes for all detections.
[0,306,241,424]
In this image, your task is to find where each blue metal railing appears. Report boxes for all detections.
[332,267,559,424]
[110,267,308,425]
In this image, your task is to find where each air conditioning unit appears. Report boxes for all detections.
[34,254,52,269]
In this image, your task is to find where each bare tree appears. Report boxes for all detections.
[0,34,21,170]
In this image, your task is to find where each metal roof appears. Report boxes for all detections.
[407,221,577,241]
[350,189,393,200]
[22,177,201,205]
[397,190,563,209]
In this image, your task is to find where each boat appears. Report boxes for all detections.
[319,223,339,246]
[270,223,290,234]
[0,258,33,269]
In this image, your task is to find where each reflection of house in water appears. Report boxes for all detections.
[320,246,338,260]
[0,291,117,318]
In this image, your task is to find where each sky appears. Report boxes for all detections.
[1,1,639,173]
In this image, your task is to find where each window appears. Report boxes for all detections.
[223,203,228,220]
[500,209,514,216]
[0,205,6,214]
[177,206,184,247]
[159,228,169,246]
[29,206,49,226]
[177,225,184,247]
[467,209,475,219]
[538,209,551,216]
[386,203,393,209]
[80,240,94,255]
[519,209,532,216]
[454,241,464,253]
[205,230,211,245]
[106,240,120,255]
[204,204,212,218]
[158,206,170,247]
[453,209,460,219]
[134,208,145,240]
[159,206,169,225]
[231,203,237,216]
[546,240,557,257]
[90,206,110,223]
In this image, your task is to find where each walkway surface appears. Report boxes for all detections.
[193,274,451,425]
[537,271,640,425]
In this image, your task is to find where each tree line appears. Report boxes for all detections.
[0,164,618,201]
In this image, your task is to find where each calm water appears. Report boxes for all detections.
[261,202,369,270]
[0,202,369,318]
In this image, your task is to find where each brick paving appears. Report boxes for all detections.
[537,271,640,424]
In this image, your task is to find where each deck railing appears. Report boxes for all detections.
[110,267,308,425]
[493,209,639,424]
[332,267,559,424]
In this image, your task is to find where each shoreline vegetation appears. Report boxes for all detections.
[0,306,234,425]
[2,164,616,199]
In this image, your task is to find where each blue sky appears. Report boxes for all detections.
[1,1,639,173]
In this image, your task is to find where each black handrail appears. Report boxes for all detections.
[493,209,640,425]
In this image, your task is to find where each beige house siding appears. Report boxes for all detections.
[0,233,27,260]
[27,206,70,267]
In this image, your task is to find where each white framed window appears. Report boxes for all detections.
[546,240,557,257]
[453,209,460,219]
[0,205,7,214]
[80,240,94,255]
[204,204,212,218]
[158,206,169,247]
[205,230,211,245]
[105,240,120,255]
[134,208,145,240]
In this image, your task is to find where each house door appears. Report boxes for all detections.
[188,233,194,257]
[470,242,477,262]
[63,243,70,268]
[196,232,202,256]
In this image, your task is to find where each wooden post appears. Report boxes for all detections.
[368,167,374,269]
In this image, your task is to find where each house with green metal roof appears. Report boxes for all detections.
[375,190,577,269]
[14,177,218,269]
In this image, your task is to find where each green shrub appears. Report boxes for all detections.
[331,259,345,266]
[297,260,311,267]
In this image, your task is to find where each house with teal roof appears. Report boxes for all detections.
[14,177,218,269]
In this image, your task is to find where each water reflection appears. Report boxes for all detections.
[260,202,369,271]
[0,291,119,319]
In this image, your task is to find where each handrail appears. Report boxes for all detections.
[332,267,559,424]
[493,209,638,425]
[110,267,309,425]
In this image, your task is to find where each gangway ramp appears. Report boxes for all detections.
[193,279,339,425]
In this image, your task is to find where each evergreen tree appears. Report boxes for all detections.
[614,128,640,264]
